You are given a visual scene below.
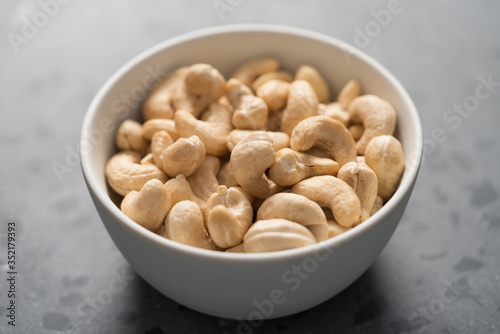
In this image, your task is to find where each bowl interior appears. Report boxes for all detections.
[81,25,422,258]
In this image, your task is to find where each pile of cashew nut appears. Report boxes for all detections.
[105,58,406,253]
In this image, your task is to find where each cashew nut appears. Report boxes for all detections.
[257,193,328,242]
[337,79,361,109]
[292,175,361,228]
[143,64,225,120]
[327,220,351,239]
[290,116,357,167]
[337,162,378,222]
[348,94,396,155]
[243,219,317,253]
[364,135,405,201]
[281,80,318,135]
[164,200,216,250]
[230,132,283,199]
[231,57,280,87]
[121,179,168,232]
[105,150,167,196]
[142,119,179,141]
[142,67,188,121]
[151,130,174,167]
[269,148,339,186]
[356,155,366,164]
[174,64,226,118]
[226,79,268,130]
[164,174,206,213]
[349,123,364,141]
[370,195,384,216]
[116,120,148,155]
[295,65,330,103]
[256,79,290,110]
[251,71,293,91]
[174,102,232,156]
[317,102,349,126]
[227,129,289,152]
[153,134,206,178]
[187,155,220,201]
[206,185,253,248]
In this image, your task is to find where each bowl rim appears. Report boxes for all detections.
[81,24,423,262]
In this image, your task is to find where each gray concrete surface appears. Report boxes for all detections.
[1,1,499,333]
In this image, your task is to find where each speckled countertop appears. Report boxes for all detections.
[1,1,499,333]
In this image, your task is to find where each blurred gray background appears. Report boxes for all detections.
[1,1,499,333]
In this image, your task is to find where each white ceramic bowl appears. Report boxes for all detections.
[81,24,422,320]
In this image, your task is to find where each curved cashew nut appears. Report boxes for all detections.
[281,80,319,135]
[174,64,226,118]
[257,193,328,242]
[256,80,290,110]
[295,65,330,103]
[230,132,283,199]
[153,134,206,178]
[164,174,206,214]
[356,155,366,164]
[174,103,232,156]
[142,119,179,141]
[231,57,280,87]
[243,219,317,253]
[206,185,253,248]
[142,67,188,121]
[105,150,167,196]
[370,195,384,216]
[327,220,351,239]
[151,130,174,167]
[251,71,293,91]
[364,135,405,201]
[292,175,361,228]
[164,200,216,250]
[187,155,220,201]
[116,120,148,155]
[143,64,225,120]
[226,79,268,130]
[227,129,289,152]
[269,148,339,186]
[338,162,378,222]
[317,102,350,126]
[337,79,361,109]
[290,116,357,167]
[160,136,206,177]
[121,179,168,232]
[348,94,396,155]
